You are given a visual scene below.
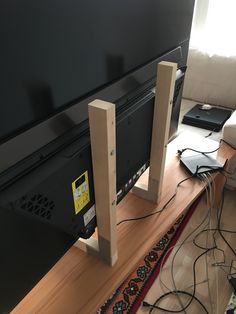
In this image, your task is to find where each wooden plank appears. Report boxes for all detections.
[75,100,117,266]
[132,61,177,203]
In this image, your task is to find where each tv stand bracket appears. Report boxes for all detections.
[75,100,118,266]
[75,61,177,266]
[132,61,177,203]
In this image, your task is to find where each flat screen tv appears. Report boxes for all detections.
[0,0,195,311]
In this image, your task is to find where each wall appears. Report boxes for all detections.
[183,48,236,109]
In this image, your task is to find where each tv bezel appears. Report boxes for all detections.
[0,45,184,175]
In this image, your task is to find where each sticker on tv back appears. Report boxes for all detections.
[72,171,90,214]
[83,205,96,226]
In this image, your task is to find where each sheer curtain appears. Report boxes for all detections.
[190,0,236,57]
[183,0,236,108]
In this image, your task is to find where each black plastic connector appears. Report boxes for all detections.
[142,301,151,307]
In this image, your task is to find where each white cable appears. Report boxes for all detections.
[158,174,212,312]
[157,172,220,313]
[169,174,210,308]
[207,172,219,314]
[204,172,214,314]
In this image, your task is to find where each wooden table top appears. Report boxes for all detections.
[13,132,236,314]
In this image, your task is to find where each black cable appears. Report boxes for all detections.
[192,175,236,279]
[117,175,195,226]
[143,291,209,314]
[141,163,234,312]
[205,128,217,138]
[177,138,236,157]
[217,186,236,258]
[177,146,221,156]
[213,264,236,275]
[120,139,234,226]
[143,248,214,313]
[193,175,236,259]
[143,180,214,312]
[194,228,236,237]
[201,177,236,268]
[157,189,212,313]
[194,164,224,175]
[143,173,216,313]
[193,235,217,251]
[193,227,236,254]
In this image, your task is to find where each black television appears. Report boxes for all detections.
[0,0,195,311]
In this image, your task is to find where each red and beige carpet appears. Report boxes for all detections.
[98,198,200,314]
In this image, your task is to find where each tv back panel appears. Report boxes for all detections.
[0,0,195,311]
[0,71,185,312]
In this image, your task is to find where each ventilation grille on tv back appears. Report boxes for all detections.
[19,194,55,220]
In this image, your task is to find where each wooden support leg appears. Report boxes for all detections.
[75,100,117,266]
[132,61,177,203]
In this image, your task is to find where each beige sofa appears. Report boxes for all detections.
[183,48,236,110]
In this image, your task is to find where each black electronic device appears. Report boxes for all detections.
[0,0,195,311]
[180,154,223,175]
[182,104,232,131]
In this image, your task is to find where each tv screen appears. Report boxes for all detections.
[0,0,195,312]
[0,0,194,165]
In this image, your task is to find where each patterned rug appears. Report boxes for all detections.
[98,197,201,314]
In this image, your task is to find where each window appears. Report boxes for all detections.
[191,0,236,57]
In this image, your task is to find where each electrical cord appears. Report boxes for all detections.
[192,173,217,251]
[212,174,236,259]
[217,186,236,258]
[159,241,193,314]
[143,291,209,314]
[144,248,214,313]
[145,167,234,313]
[194,172,229,305]
[170,173,212,312]
[203,173,214,314]
[117,175,195,226]
[213,264,236,276]
[193,173,236,306]
[195,164,226,174]
[177,146,221,157]
[118,138,234,226]
[205,128,217,138]
[195,228,236,236]
[159,240,193,293]
[172,170,230,313]
[177,138,236,157]
[192,172,214,313]
[154,175,213,313]
[149,173,220,313]
[206,172,218,313]
[118,140,234,310]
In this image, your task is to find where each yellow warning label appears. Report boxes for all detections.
[72,171,90,215]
